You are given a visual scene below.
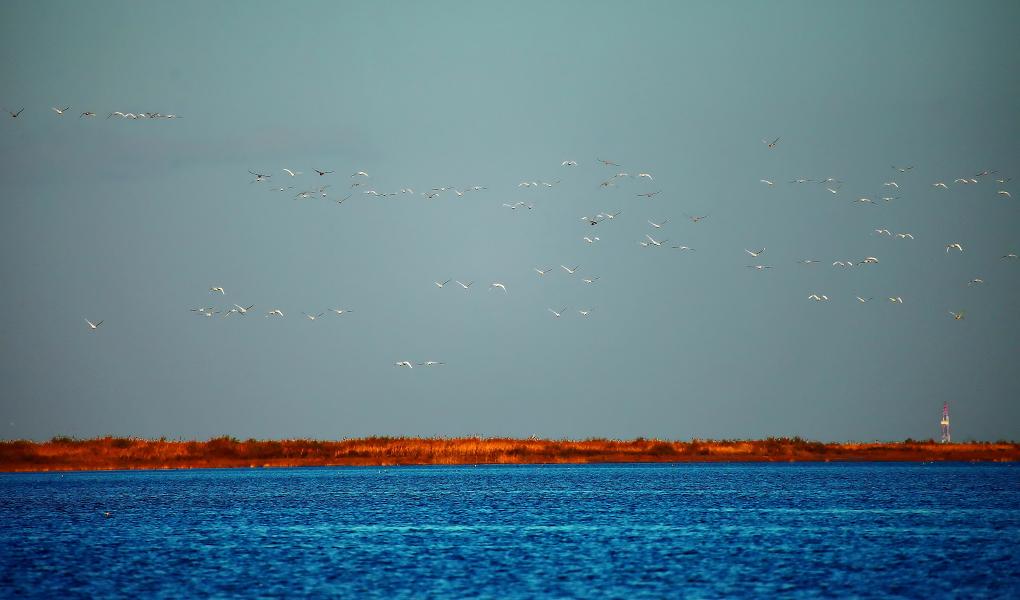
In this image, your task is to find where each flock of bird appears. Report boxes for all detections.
[6,105,1013,368]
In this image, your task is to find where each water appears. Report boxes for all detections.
[1,463,1018,598]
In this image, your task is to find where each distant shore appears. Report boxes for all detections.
[1,436,1018,472]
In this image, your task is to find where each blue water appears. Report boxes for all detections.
[1,463,1018,598]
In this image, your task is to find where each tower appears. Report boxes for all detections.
[940,402,951,443]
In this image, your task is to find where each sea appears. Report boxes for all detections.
[1,463,1018,598]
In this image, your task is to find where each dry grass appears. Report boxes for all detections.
[1,436,1017,472]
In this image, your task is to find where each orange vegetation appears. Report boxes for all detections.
[1,436,1018,472]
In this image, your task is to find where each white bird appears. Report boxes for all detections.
[882,196,899,202]
[582,276,599,284]
[534,267,553,276]
[826,188,839,194]
[896,233,914,239]
[949,310,965,320]
[490,282,508,293]
[394,361,414,369]
[968,278,984,286]
[548,307,567,318]
[418,361,444,366]
[561,160,578,166]
[648,218,668,228]
[455,280,474,289]
[672,245,695,251]
[933,182,948,189]
[856,296,873,303]
[685,214,708,223]
[210,287,225,295]
[583,236,600,244]
[85,319,103,331]
[745,248,766,257]
[892,165,914,173]
[832,261,852,268]
[282,168,301,177]
[351,171,368,177]
[747,265,772,271]
[860,257,880,264]
[302,312,324,321]
[760,179,775,186]
[80,111,96,118]
[854,197,877,205]
[331,308,354,316]
[797,259,820,264]
[636,191,661,198]
[637,173,653,180]
[946,243,964,253]
[51,106,70,115]
[602,211,621,220]
[266,309,284,317]
[578,308,593,317]
[434,279,451,288]
[1002,253,1019,260]
[883,182,899,188]
[998,190,1011,198]
[888,297,904,304]
[233,304,254,315]
[560,265,579,274]
[874,229,892,236]
[762,137,779,148]
[644,234,667,247]
[808,294,829,301]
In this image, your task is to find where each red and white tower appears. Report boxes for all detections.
[940,402,951,443]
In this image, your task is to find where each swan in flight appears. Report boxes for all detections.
[582,276,599,284]
[85,319,103,331]
[636,191,662,198]
[672,245,695,251]
[282,168,301,177]
[561,265,579,274]
[352,171,369,177]
[51,106,70,115]
[888,297,904,304]
[896,233,914,240]
[313,169,334,176]
[266,309,284,317]
[684,213,708,223]
[946,243,964,253]
[854,197,877,205]
[456,280,474,289]
[302,312,324,320]
[832,261,855,268]
[209,287,225,295]
[860,257,879,264]
[874,229,892,236]
[578,308,594,317]
[747,265,772,271]
[762,137,779,148]
[826,187,839,194]
[331,308,354,315]
[80,111,96,118]
[4,107,24,118]
[968,278,984,286]
[745,248,765,257]
[394,361,414,368]
[434,280,451,288]
[561,160,578,166]
[998,190,1011,198]
[808,294,829,301]
[648,218,668,228]
[760,179,775,186]
[418,361,444,366]
[638,173,653,180]
[1002,253,1018,260]
[797,259,819,264]
[548,307,567,318]
[249,170,271,182]
[883,182,899,188]
[233,304,255,315]
[583,236,600,244]
[933,182,948,189]
[949,310,965,320]
[490,282,508,293]
[892,165,914,173]
[856,296,873,303]
[644,234,667,247]
[534,267,552,276]
[597,158,620,167]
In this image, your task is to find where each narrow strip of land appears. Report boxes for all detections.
[2,437,1017,472]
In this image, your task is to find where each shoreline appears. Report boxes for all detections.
[2,436,1018,473]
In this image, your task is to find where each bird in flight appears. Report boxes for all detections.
[434,280,451,288]
[648,218,668,229]
[1002,253,1018,260]
[684,213,708,223]
[896,233,914,240]
[548,307,567,318]
[875,229,892,236]
[998,190,1011,198]
[797,259,820,265]
[209,286,225,295]
[808,294,829,302]
[85,319,103,331]
[967,278,984,286]
[949,310,965,320]
[51,106,70,115]
[638,173,654,181]
[856,296,873,303]
[454,281,473,290]
[249,170,271,182]
[888,297,904,304]
[747,265,773,271]
[80,111,96,118]
[762,137,780,149]
[583,236,600,244]
[331,308,354,316]
[314,169,334,176]
[644,234,667,247]
[302,312,324,321]
[883,182,899,189]
[4,108,24,118]
[933,182,949,189]
[561,160,578,167]
[490,282,509,293]
[892,165,914,173]
[266,309,284,317]
[760,179,775,186]
[597,158,620,167]
[672,245,695,252]
[394,361,414,369]
[946,243,964,253]
[582,276,599,284]
[745,248,766,257]
[860,257,879,264]
[352,171,369,177]
[636,190,662,198]
[418,361,444,367]
[233,304,255,315]
[561,265,580,274]
[534,267,553,276]
[282,168,301,177]
[578,308,594,317]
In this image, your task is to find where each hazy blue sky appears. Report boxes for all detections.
[1,1,1018,442]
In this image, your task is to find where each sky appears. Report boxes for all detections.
[0,0,1017,442]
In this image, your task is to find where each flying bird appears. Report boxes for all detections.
[672,245,695,251]
[1002,253,1019,260]
[760,179,775,186]
[5,108,24,118]
[209,287,225,295]
[352,171,369,177]
[313,169,334,176]
[583,236,600,244]
[892,165,914,173]
[762,137,780,148]
[747,265,773,271]
[967,278,984,286]
[597,158,620,167]
[582,276,599,284]
[51,106,70,115]
[434,280,451,288]
[883,182,899,188]
[860,257,879,264]
[561,265,580,274]
[548,307,567,318]
[85,319,103,331]
[233,304,255,315]
[808,294,829,302]
[798,259,820,264]
[282,168,301,177]
[933,182,948,189]
[998,190,1011,198]
[637,173,654,181]
[648,218,668,229]
[896,233,914,239]
[949,310,965,320]
[490,282,508,293]
[80,112,96,118]
[395,361,414,369]
[302,312,324,320]
[875,229,892,236]
[266,309,284,317]
[745,248,766,257]
[534,267,553,276]
[636,190,662,198]
[418,361,444,367]
[644,234,667,247]
[888,297,904,304]
[561,160,578,167]
[946,243,964,253]
[856,296,873,303]
[331,308,354,316]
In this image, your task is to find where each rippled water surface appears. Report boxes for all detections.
[1,463,1018,598]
